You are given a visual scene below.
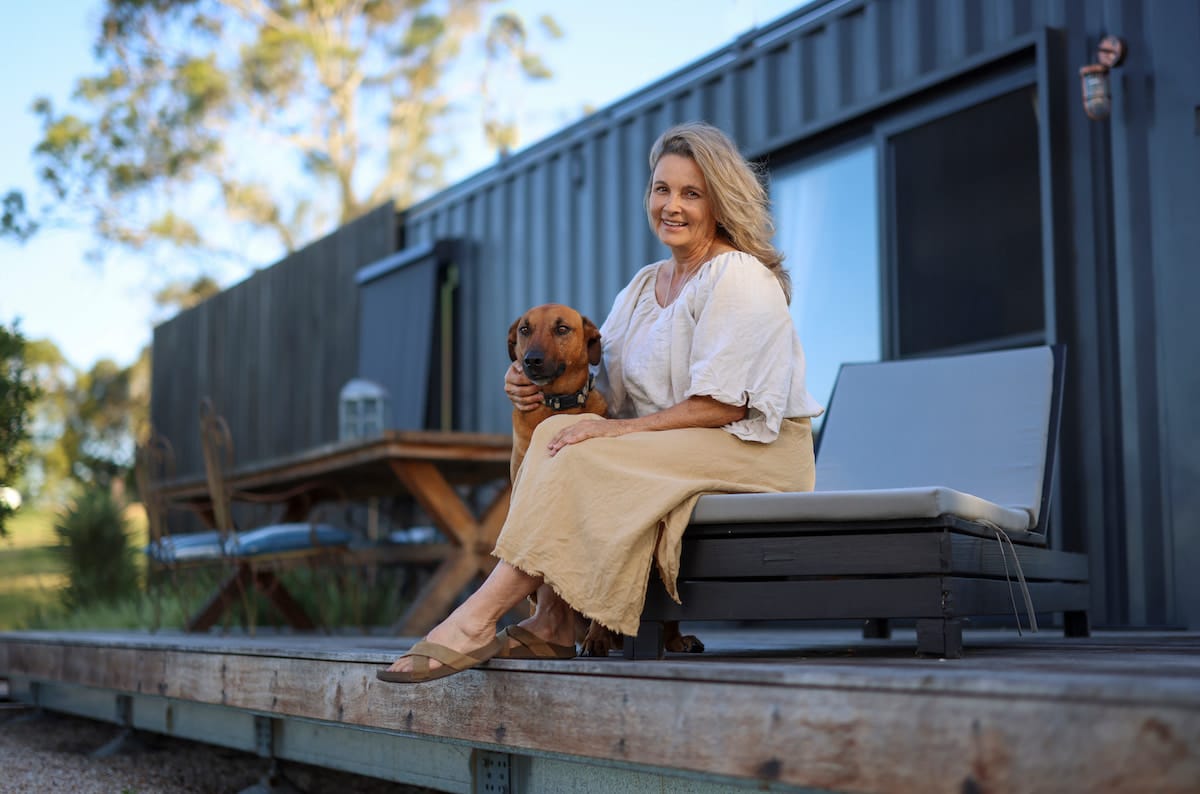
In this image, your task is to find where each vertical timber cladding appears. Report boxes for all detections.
[149,203,398,480]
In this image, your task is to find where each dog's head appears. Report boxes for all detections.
[507,303,602,386]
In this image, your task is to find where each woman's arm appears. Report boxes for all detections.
[546,395,747,456]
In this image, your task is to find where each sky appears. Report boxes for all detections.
[0,0,811,371]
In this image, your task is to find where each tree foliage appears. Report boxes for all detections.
[19,337,150,506]
[21,338,72,502]
[153,274,222,312]
[4,0,560,264]
[0,322,40,536]
[60,351,151,493]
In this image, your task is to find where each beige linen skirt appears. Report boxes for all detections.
[492,413,815,635]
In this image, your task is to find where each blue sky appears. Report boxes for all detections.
[1,0,809,370]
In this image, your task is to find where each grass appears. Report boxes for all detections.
[0,508,67,630]
[0,503,149,631]
[0,503,418,632]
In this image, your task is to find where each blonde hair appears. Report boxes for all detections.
[645,122,791,303]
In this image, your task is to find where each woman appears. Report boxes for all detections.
[379,121,822,683]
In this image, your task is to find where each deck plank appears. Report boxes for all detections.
[2,628,1198,792]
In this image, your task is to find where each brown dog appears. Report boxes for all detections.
[507,303,703,657]
[507,303,608,479]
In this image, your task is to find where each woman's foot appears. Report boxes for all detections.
[511,606,578,651]
[385,608,497,675]
[382,563,572,676]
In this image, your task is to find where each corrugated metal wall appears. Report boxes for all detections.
[401,0,1096,435]
[150,203,397,480]
[392,0,1200,630]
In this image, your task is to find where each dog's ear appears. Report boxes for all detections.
[582,316,602,366]
[507,316,522,362]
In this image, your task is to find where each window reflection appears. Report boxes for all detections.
[771,144,880,421]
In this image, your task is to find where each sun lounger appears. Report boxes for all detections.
[628,345,1090,658]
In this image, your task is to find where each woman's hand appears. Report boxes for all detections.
[505,361,544,412]
[547,417,632,455]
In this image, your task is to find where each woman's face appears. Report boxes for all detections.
[648,153,718,254]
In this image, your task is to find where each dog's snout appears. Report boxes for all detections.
[523,352,545,374]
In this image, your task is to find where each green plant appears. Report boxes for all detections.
[1,321,39,537]
[54,489,141,609]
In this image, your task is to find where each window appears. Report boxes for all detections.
[889,87,1044,355]
[772,144,881,416]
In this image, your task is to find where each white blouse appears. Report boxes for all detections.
[596,251,823,443]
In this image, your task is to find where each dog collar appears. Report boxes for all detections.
[543,373,595,412]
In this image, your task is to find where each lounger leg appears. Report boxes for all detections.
[916,618,963,658]
[622,621,665,660]
[863,618,891,639]
[1064,610,1091,638]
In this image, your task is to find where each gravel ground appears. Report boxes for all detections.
[0,706,444,794]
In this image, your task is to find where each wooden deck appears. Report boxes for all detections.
[2,626,1198,793]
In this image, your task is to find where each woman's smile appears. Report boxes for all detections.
[648,153,717,255]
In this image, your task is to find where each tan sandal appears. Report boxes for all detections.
[494,625,577,659]
[376,634,506,683]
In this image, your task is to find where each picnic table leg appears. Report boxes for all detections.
[392,550,481,636]
[386,461,512,633]
[253,569,317,631]
[387,461,477,547]
[186,564,254,632]
[186,563,318,632]
[474,483,511,576]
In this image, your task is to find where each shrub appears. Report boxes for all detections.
[55,489,141,609]
[1,321,39,537]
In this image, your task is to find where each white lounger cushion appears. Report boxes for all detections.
[691,487,1032,532]
[691,346,1055,533]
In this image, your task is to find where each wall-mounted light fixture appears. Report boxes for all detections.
[1079,36,1127,121]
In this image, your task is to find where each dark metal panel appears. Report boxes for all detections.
[799,28,820,122]
[736,60,768,149]
[357,253,438,430]
[671,86,704,126]
[834,6,863,107]
[552,152,573,302]
[526,159,551,305]
[566,144,592,315]
[764,42,797,140]
[1138,0,1200,630]
[1108,0,1167,626]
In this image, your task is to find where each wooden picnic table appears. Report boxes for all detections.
[158,429,513,635]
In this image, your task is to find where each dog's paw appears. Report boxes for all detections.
[665,634,705,653]
[580,622,622,657]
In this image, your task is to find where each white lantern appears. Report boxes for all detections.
[339,379,390,440]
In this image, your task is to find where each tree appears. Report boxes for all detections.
[21,338,73,503]
[14,277,211,511]
[153,274,223,312]
[59,352,151,495]
[0,322,40,536]
[18,337,152,507]
[3,0,560,267]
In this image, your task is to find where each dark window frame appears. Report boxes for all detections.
[875,63,1061,359]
